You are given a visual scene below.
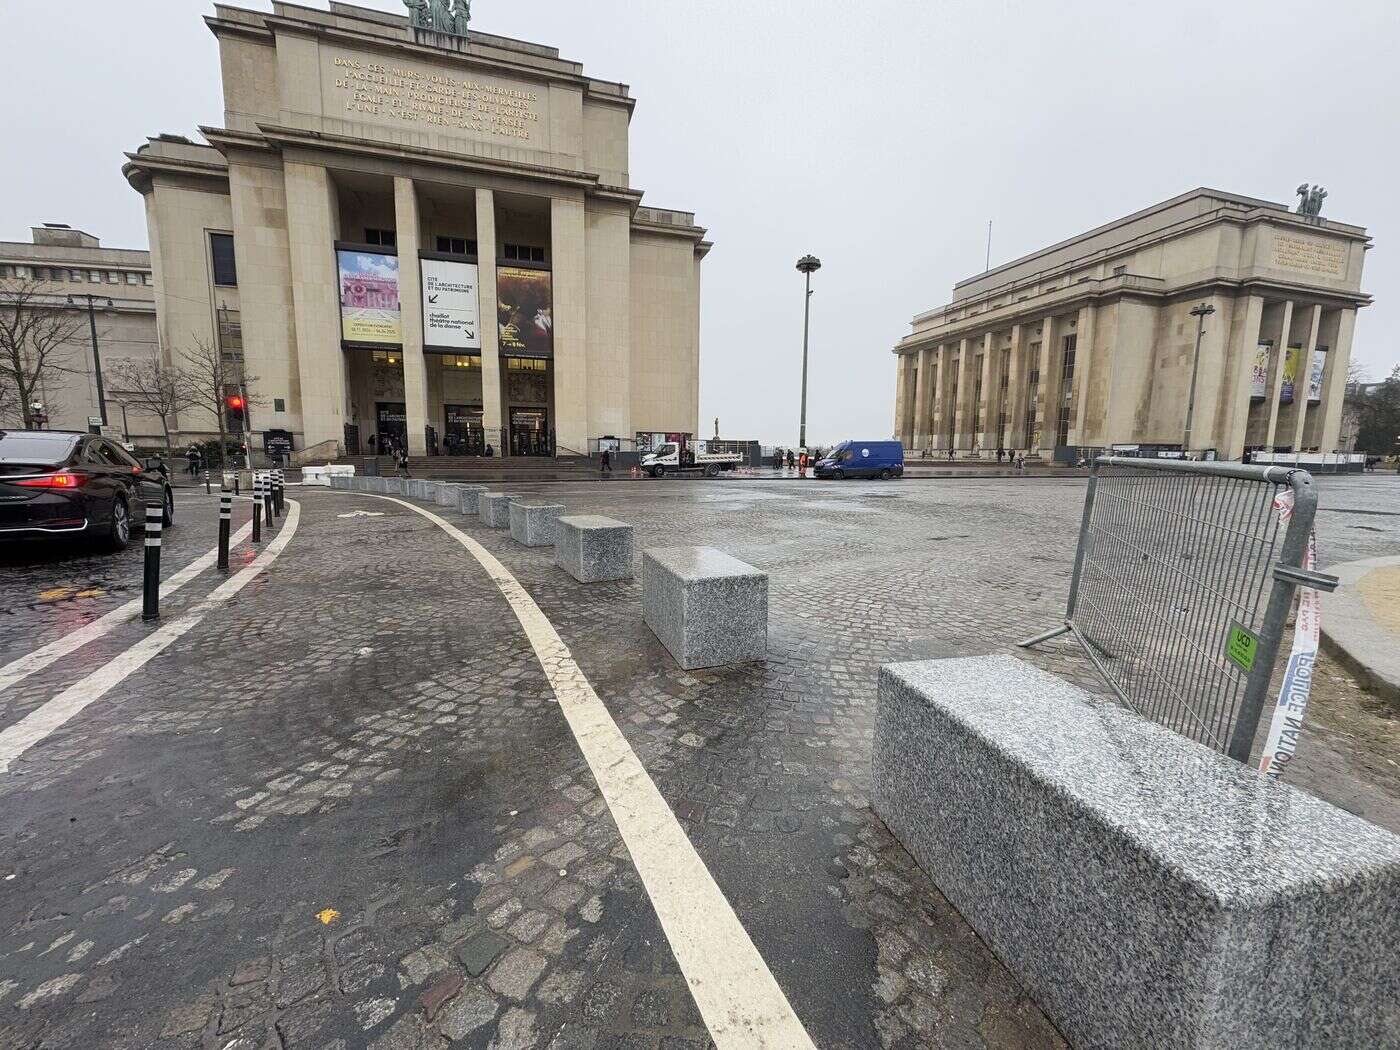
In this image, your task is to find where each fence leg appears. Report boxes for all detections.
[1017,623,1072,648]
[218,489,231,573]
[1020,460,1101,648]
[142,503,163,621]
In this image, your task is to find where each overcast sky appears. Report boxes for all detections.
[3,0,1396,445]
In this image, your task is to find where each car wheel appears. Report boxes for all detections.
[833,468,844,480]
[161,487,176,528]
[102,496,132,552]
[879,468,892,480]
[704,464,718,477]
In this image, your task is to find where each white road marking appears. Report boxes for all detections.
[0,520,255,697]
[371,495,815,1049]
[337,511,385,519]
[0,504,299,774]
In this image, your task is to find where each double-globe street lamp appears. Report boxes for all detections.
[1182,301,1216,456]
[796,254,821,451]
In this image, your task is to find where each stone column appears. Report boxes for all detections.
[394,177,430,455]
[1071,305,1097,445]
[911,347,934,450]
[475,188,503,449]
[1223,295,1265,460]
[932,346,952,450]
[1263,299,1295,450]
[1317,308,1357,451]
[893,353,915,445]
[1288,305,1322,453]
[551,196,588,455]
[952,337,972,453]
[1032,315,1056,458]
[976,332,996,454]
[1006,323,1027,450]
[283,161,349,453]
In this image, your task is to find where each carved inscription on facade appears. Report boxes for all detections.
[1272,234,1346,277]
[331,55,539,141]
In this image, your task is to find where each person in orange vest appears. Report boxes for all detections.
[798,449,808,478]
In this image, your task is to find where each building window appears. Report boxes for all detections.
[371,350,402,367]
[142,273,153,286]
[273,398,286,413]
[442,354,480,369]
[505,356,547,372]
[106,271,120,284]
[1056,405,1072,447]
[1061,334,1077,394]
[126,272,140,285]
[435,236,478,255]
[89,271,102,283]
[364,228,396,248]
[210,233,238,286]
[503,243,546,263]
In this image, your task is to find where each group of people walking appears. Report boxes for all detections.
[772,447,813,475]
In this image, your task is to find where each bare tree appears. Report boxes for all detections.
[177,335,259,462]
[106,351,195,452]
[0,278,86,428]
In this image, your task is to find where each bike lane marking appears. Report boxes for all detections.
[0,507,296,774]
[358,494,815,1050]
[0,520,256,697]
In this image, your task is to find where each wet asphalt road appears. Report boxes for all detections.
[0,473,1395,1049]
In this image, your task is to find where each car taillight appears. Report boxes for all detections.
[14,472,86,489]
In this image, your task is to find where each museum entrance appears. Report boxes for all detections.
[508,408,551,457]
[444,404,485,455]
[375,401,407,454]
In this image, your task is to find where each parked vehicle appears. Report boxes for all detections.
[641,437,744,478]
[0,430,175,550]
[814,440,904,480]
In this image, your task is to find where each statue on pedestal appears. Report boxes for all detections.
[1294,183,1327,218]
[403,0,470,38]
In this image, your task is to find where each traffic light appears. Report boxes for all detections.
[226,393,246,432]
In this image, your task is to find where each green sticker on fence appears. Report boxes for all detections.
[1226,623,1259,673]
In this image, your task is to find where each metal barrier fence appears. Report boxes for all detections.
[1020,456,1336,761]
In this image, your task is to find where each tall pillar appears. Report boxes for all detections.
[911,347,935,449]
[1032,315,1056,457]
[394,177,430,455]
[1006,323,1027,450]
[283,161,349,453]
[1263,300,1295,450]
[474,188,503,449]
[952,337,973,452]
[976,331,996,453]
[1318,308,1357,451]
[894,353,915,444]
[550,196,588,455]
[1071,305,1097,445]
[932,346,952,450]
[1289,305,1322,453]
[1223,295,1265,460]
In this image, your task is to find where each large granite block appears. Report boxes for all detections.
[555,515,634,583]
[509,502,564,547]
[478,492,520,528]
[419,480,443,503]
[642,547,767,669]
[381,477,403,495]
[872,655,1400,1050]
[456,485,487,515]
[330,474,351,491]
[435,483,460,507]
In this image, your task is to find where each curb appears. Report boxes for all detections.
[1319,555,1400,709]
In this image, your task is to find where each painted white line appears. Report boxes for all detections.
[0,503,299,774]
[0,520,256,697]
[371,495,814,1049]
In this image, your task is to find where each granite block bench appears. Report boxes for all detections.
[555,516,634,583]
[479,492,520,528]
[642,547,767,669]
[510,502,564,547]
[872,654,1400,1050]
[435,483,462,507]
[456,484,487,515]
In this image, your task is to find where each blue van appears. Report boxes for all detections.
[814,440,904,480]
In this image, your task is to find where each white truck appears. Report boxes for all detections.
[640,437,745,478]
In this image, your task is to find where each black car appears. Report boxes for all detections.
[0,430,175,551]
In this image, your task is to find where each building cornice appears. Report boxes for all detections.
[121,150,231,195]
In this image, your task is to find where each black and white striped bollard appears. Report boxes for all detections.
[142,503,163,621]
[274,468,284,515]
[251,475,263,543]
[262,471,276,523]
[217,488,232,573]
[204,468,211,495]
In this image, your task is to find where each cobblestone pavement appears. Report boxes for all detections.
[1,473,1396,1049]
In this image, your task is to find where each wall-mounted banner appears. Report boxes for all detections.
[497,266,553,357]
[421,259,480,350]
[1279,346,1300,404]
[338,250,401,345]
[1250,343,1271,399]
[1307,348,1327,403]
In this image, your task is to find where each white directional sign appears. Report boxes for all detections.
[421,258,480,351]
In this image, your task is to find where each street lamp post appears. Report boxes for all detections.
[1182,302,1215,455]
[68,293,114,427]
[795,254,821,450]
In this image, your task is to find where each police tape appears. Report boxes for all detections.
[1257,489,1320,779]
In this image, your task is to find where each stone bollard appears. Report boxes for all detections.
[509,502,564,547]
[555,515,633,583]
[641,547,768,669]
[478,492,519,529]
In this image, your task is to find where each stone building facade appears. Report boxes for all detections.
[0,225,160,439]
[892,189,1371,461]
[123,2,709,459]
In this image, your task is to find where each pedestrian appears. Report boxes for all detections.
[185,444,199,477]
[786,449,795,471]
[947,447,955,462]
[484,442,494,458]
[773,447,784,472]
[368,433,378,455]
[996,448,1004,464]
[397,446,411,478]
[600,447,612,476]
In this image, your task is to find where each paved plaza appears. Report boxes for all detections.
[1,474,1397,1049]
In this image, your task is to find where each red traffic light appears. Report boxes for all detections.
[226,395,246,410]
